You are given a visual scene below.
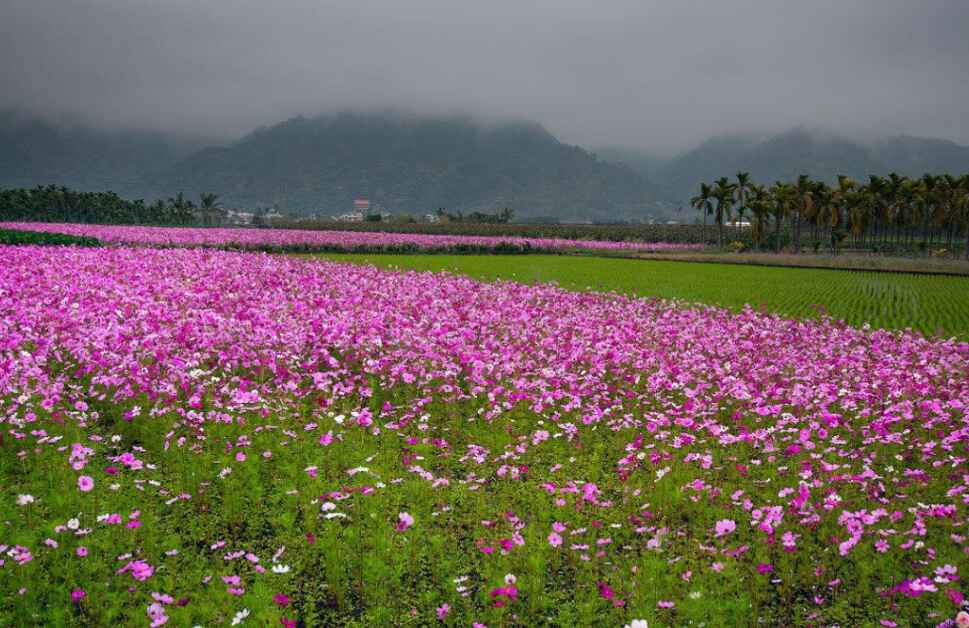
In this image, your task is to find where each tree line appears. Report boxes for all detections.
[0,185,225,226]
[691,173,969,257]
[435,207,515,224]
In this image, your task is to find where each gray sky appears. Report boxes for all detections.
[2,0,968,154]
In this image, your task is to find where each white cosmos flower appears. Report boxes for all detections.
[230,608,250,625]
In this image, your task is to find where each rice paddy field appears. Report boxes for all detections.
[1,237,968,627]
[320,253,969,340]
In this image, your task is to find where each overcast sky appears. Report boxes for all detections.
[2,0,968,154]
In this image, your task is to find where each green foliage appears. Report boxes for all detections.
[0,227,99,246]
[689,171,969,257]
[437,207,514,224]
[0,185,196,225]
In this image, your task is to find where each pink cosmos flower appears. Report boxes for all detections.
[489,585,518,607]
[76,546,88,557]
[71,589,86,603]
[273,593,290,607]
[10,546,32,565]
[147,602,168,627]
[547,532,563,547]
[117,559,154,581]
[714,519,736,537]
[436,603,450,620]
[396,512,414,531]
[77,475,94,492]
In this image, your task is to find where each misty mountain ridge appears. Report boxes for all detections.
[141,111,660,220]
[2,110,968,220]
[0,109,202,193]
[601,126,969,204]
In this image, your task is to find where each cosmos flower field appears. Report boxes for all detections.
[0,222,704,254]
[1,245,968,627]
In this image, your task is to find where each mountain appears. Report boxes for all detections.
[873,135,969,176]
[603,127,969,204]
[593,147,668,183]
[0,110,197,194]
[142,112,660,220]
[5,109,968,221]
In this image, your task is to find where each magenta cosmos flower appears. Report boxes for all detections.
[396,512,414,531]
[436,603,450,620]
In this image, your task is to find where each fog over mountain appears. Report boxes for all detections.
[141,112,661,220]
[4,109,967,220]
[599,128,969,205]
[3,1,969,219]
[2,0,968,154]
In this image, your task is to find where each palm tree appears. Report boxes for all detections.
[168,192,196,224]
[770,182,792,252]
[746,184,771,249]
[734,172,752,225]
[690,183,714,231]
[956,175,969,259]
[712,177,737,249]
[821,176,857,253]
[789,175,816,252]
[199,193,223,227]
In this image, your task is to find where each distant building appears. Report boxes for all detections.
[225,210,254,225]
[336,212,364,222]
[336,198,370,222]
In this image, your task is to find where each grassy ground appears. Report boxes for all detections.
[630,250,969,276]
[317,253,969,339]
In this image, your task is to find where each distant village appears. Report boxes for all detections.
[219,197,698,228]
[222,198,444,226]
